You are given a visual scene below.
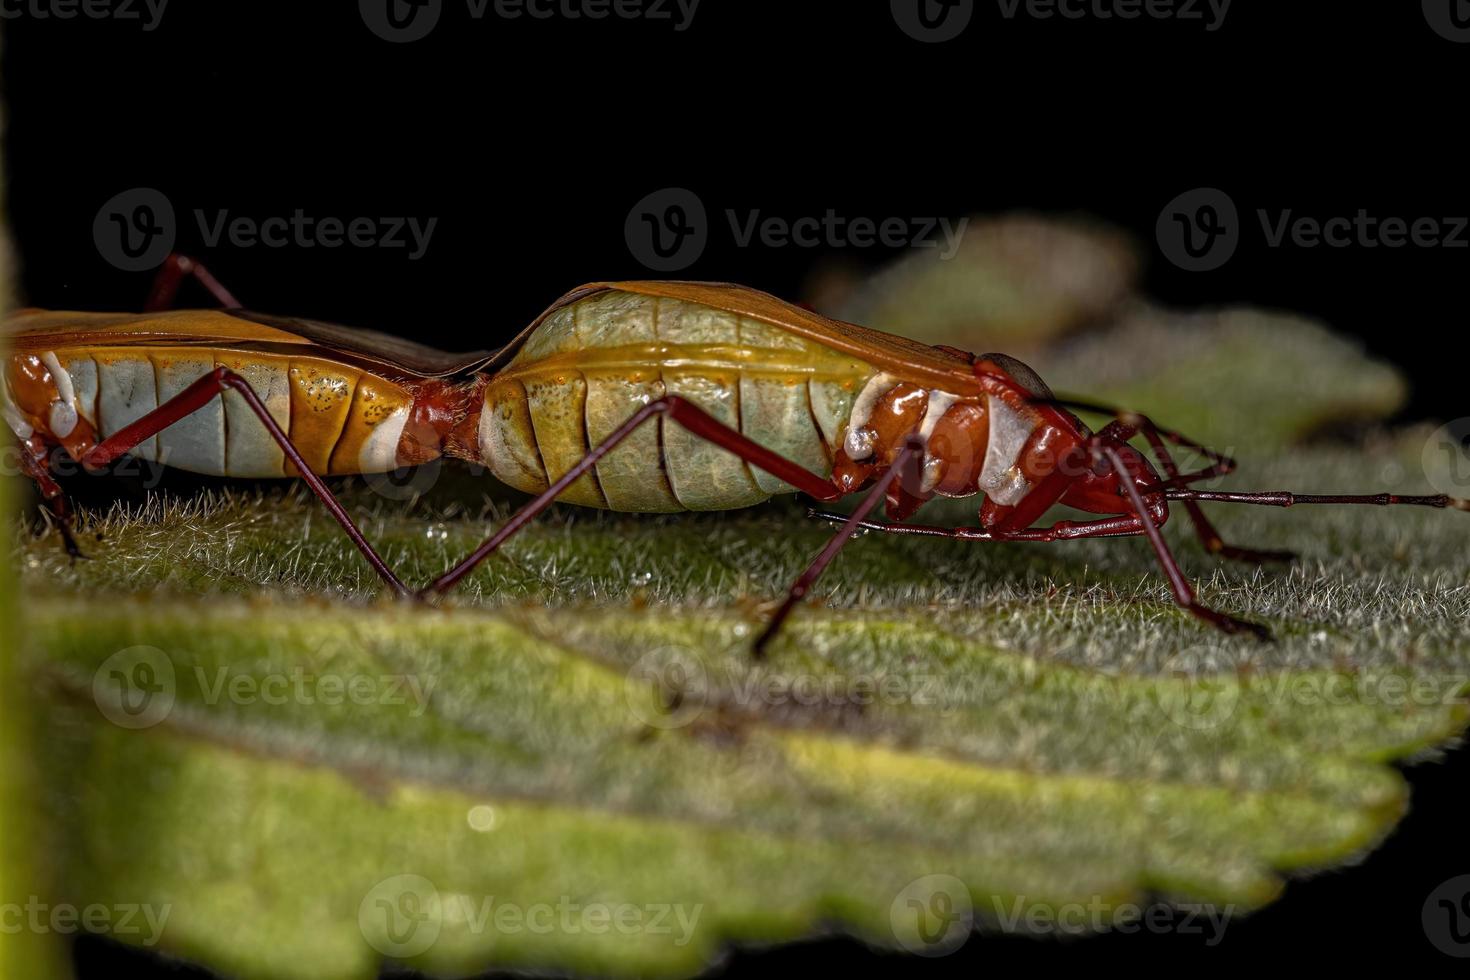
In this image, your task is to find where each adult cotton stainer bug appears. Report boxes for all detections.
[7,256,1465,652]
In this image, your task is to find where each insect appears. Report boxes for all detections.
[7,255,1466,651]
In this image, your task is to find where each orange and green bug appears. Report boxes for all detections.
[8,258,1467,651]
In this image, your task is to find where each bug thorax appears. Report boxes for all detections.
[831,355,1075,524]
[832,373,991,521]
[406,375,485,467]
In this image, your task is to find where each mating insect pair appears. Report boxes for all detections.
[6,255,1465,651]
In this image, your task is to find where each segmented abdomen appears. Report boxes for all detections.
[35,347,413,477]
[479,291,877,511]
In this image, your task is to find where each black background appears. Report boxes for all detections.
[6,1,1469,976]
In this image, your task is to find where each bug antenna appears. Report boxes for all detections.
[1164,488,1470,512]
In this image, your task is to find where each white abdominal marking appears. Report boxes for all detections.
[8,352,83,441]
[48,400,78,439]
[843,372,896,460]
[844,374,965,494]
[41,352,75,404]
[979,394,1035,506]
[917,391,958,492]
[357,406,410,472]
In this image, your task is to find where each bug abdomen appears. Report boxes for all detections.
[479,291,876,512]
[17,347,415,477]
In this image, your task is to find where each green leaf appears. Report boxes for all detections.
[1041,306,1407,450]
[814,213,1139,352]
[15,422,1470,978]
[1,147,71,979]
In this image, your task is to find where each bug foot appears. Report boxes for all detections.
[1190,605,1274,642]
[49,519,89,562]
[1209,542,1297,564]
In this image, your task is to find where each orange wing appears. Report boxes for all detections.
[5,308,495,380]
[506,281,985,395]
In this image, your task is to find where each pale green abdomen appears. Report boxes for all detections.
[479,291,877,511]
[43,347,414,478]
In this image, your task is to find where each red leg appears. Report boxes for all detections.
[1049,398,1237,488]
[145,253,241,311]
[1121,420,1293,563]
[810,447,1275,641]
[17,443,86,559]
[81,367,409,596]
[1051,398,1293,562]
[753,439,922,657]
[1098,445,1271,639]
[422,395,844,598]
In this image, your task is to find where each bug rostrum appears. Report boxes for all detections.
[6,256,1466,652]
